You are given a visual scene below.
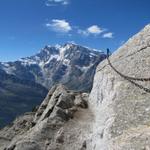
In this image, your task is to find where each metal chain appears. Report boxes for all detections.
[107,49,150,93]
[107,48,150,81]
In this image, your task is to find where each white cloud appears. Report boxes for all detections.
[46,19,72,33]
[87,25,103,35]
[46,0,69,6]
[78,25,104,36]
[103,32,114,38]
[45,20,115,39]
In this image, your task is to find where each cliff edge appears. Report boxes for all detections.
[89,24,150,150]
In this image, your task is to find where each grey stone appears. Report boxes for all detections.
[89,24,150,150]
[0,84,90,150]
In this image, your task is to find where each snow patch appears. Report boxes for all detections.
[63,59,70,65]
[20,58,38,66]
[3,66,16,74]
[45,54,59,65]
[1,63,10,67]
[76,63,94,72]
[59,47,67,60]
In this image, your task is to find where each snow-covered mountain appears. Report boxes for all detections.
[0,43,106,91]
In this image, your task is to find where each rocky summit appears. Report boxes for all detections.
[1,24,150,150]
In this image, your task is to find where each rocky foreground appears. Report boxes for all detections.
[1,24,150,150]
[0,85,91,150]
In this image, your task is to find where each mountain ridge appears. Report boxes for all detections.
[0,43,106,91]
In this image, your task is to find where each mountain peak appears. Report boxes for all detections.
[42,43,102,53]
[0,43,106,91]
[37,43,103,63]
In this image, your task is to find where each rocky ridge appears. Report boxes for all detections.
[0,85,92,150]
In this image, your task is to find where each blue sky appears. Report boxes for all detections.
[0,0,150,62]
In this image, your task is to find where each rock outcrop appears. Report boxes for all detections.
[0,85,92,150]
[89,24,150,150]
[1,24,150,150]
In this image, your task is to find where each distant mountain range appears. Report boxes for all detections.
[0,43,106,127]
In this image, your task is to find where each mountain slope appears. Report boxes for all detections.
[0,69,48,128]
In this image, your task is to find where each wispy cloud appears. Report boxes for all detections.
[87,25,104,35]
[45,0,69,6]
[102,32,114,38]
[45,19,114,39]
[46,19,72,33]
[78,25,104,36]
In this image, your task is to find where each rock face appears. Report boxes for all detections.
[89,24,150,149]
[0,85,93,150]
[1,24,150,150]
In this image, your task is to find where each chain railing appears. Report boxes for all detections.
[107,48,150,93]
